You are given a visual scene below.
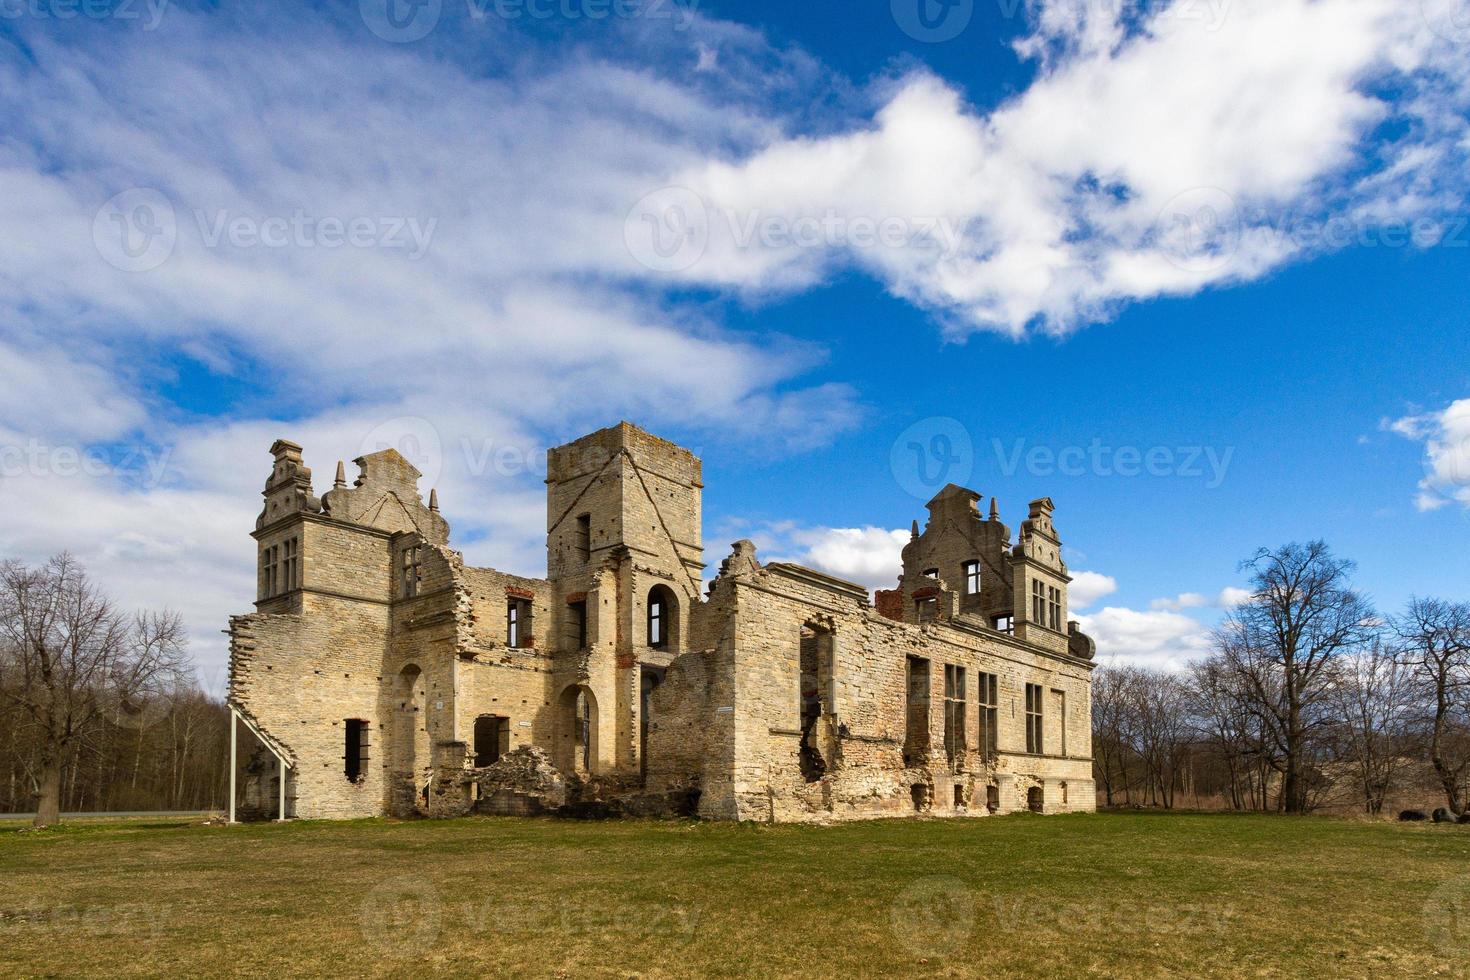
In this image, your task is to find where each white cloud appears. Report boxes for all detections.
[0,12,866,681]
[733,523,908,593]
[1150,592,1209,611]
[1068,570,1118,609]
[1151,586,1253,611]
[1077,606,1212,671]
[1385,399,1470,511]
[1217,586,1254,608]
[658,0,1470,334]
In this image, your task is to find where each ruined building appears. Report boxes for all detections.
[227,423,1097,822]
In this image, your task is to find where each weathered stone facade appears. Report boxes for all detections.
[228,423,1097,822]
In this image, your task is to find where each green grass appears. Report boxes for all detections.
[2,811,1469,978]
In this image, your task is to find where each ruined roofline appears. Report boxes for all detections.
[761,562,871,603]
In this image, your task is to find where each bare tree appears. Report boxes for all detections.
[1091,664,1133,807]
[1213,542,1376,813]
[0,554,188,826]
[1392,597,1470,812]
[1130,671,1193,809]
[1328,638,1410,814]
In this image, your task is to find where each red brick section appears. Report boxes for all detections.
[564,592,587,604]
[874,589,904,622]
[505,586,535,600]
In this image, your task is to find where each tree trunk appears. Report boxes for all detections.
[35,756,61,827]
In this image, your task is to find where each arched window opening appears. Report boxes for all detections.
[647,585,676,649]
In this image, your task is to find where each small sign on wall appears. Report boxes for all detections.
[434,700,444,711]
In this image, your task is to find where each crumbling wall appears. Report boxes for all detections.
[724,558,1096,823]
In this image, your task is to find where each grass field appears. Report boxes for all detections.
[2,810,1469,978]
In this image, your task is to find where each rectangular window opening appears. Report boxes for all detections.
[345,719,368,782]
[943,664,966,767]
[1025,683,1044,754]
[963,560,980,595]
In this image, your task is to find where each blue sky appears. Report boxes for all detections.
[1,0,1468,683]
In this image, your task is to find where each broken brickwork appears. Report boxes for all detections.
[228,423,1097,821]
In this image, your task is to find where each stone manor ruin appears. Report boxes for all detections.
[227,422,1097,822]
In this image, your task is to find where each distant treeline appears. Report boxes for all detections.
[0,554,229,821]
[1093,543,1469,815]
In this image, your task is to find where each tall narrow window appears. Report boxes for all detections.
[345,719,368,782]
[574,514,591,561]
[1025,683,1044,754]
[647,587,674,648]
[400,545,421,598]
[568,600,587,649]
[963,560,980,595]
[1032,580,1046,624]
[943,664,966,766]
[1048,586,1062,630]
[282,537,300,592]
[904,656,931,766]
[262,545,280,597]
[978,673,998,761]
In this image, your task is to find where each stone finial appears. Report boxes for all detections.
[334,461,346,490]
[429,488,439,512]
[989,496,999,521]
[910,519,919,540]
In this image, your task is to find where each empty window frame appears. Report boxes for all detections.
[400,545,421,598]
[1032,579,1046,625]
[261,545,277,597]
[507,598,532,648]
[282,537,300,592]
[977,672,998,761]
[916,595,938,624]
[943,664,966,765]
[473,715,510,767]
[963,560,980,595]
[568,600,588,649]
[574,514,591,562]
[1048,586,1062,631]
[647,587,675,649]
[1025,683,1044,754]
[344,719,369,782]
